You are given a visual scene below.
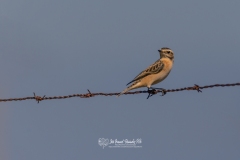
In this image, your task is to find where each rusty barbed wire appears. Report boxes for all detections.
[0,82,239,103]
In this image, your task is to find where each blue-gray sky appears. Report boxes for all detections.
[1,0,240,159]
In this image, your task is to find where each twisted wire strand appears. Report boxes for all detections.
[0,82,239,103]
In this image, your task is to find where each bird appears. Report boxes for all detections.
[117,47,174,98]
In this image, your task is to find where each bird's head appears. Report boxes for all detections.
[158,47,174,60]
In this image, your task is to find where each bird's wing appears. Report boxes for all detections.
[126,59,164,86]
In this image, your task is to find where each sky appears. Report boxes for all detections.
[0,0,240,159]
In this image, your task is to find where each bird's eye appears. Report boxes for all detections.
[167,51,170,54]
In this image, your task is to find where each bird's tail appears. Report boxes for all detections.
[117,81,140,97]
[117,87,132,97]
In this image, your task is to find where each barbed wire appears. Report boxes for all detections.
[0,82,239,103]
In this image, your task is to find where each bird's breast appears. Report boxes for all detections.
[152,58,173,84]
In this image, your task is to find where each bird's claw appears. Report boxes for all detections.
[160,89,167,96]
[147,87,166,99]
[147,88,157,99]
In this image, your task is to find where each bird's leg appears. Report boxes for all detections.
[149,87,167,96]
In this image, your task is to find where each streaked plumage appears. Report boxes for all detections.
[117,47,174,97]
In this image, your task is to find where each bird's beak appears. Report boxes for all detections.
[158,50,161,52]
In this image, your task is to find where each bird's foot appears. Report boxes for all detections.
[147,87,167,99]
[147,88,157,99]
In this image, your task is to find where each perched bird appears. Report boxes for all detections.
[117,47,174,98]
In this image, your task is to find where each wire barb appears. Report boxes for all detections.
[33,92,46,103]
[0,82,239,103]
[193,84,202,92]
[79,89,94,98]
